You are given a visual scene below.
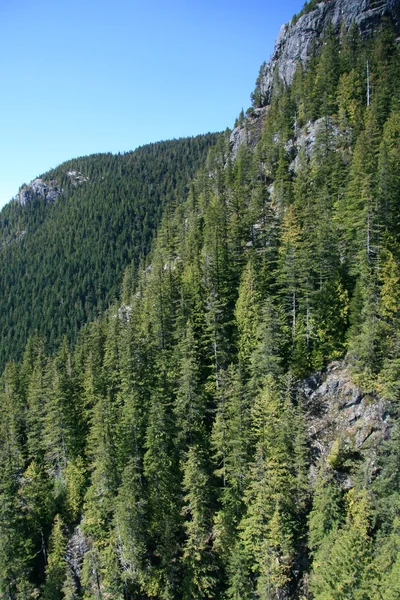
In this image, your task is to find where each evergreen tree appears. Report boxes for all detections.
[142,389,181,598]
[238,376,297,598]
[43,515,67,600]
[310,489,373,599]
[212,365,251,562]
[181,445,217,599]
[235,260,262,376]
[114,456,149,593]
[308,462,344,554]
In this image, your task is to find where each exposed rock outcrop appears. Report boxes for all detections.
[15,169,90,206]
[258,0,400,107]
[16,178,61,206]
[230,0,400,157]
[65,527,88,588]
[288,116,349,172]
[229,107,268,160]
[299,361,391,483]
[67,170,90,185]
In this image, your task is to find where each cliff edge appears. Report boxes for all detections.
[230,0,400,157]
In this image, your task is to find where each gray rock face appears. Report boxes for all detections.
[229,107,268,160]
[299,361,391,482]
[288,116,348,172]
[259,0,400,107]
[230,0,400,158]
[66,526,88,583]
[16,177,61,206]
[15,170,89,206]
[67,170,89,185]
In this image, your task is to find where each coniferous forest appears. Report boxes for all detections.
[0,134,220,370]
[2,8,400,600]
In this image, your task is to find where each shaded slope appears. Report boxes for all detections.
[0,134,220,368]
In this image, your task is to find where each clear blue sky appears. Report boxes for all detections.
[0,0,303,208]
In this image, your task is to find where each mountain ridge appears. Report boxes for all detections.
[230,0,400,157]
[256,0,400,107]
[0,134,221,368]
[1,1,400,598]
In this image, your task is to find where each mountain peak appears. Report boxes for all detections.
[256,0,400,107]
[229,0,400,158]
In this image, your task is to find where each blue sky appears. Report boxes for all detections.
[0,0,303,209]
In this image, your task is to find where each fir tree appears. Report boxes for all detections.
[43,515,67,600]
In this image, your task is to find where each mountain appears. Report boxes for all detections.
[1,0,400,598]
[231,0,400,157]
[255,0,400,107]
[0,134,220,369]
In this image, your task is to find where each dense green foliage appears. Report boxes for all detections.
[0,134,220,369]
[1,18,400,600]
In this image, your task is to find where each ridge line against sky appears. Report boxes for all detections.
[0,0,303,209]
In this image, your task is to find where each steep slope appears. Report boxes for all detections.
[0,134,220,368]
[1,1,400,599]
[231,0,400,157]
[256,0,400,107]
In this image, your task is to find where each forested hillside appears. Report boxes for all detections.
[0,134,220,369]
[1,4,400,600]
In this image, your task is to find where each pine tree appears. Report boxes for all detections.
[249,297,288,391]
[277,204,313,373]
[377,111,400,238]
[114,456,149,593]
[83,388,120,543]
[310,488,373,599]
[143,389,181,598]
[202,186,236,391]
[337,69,364,134]
[313,25,340,118]
[334,110,381,275]
[181,445,217,599]
[43,515,67,600]
[238,376,297,598]
[212,365,251,561]
[26,352,47,464]
[308,462,344,554]
[235,260,262,375]
[174,319,208,450]
[115,294,150,470]
[0,364,33,599]
[19,460,54,571]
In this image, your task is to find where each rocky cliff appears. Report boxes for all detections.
[258,0,400,107]
[15,171,89,206]
[230,0,400,156]
[300,361,391,483]
[16,177,61,206]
